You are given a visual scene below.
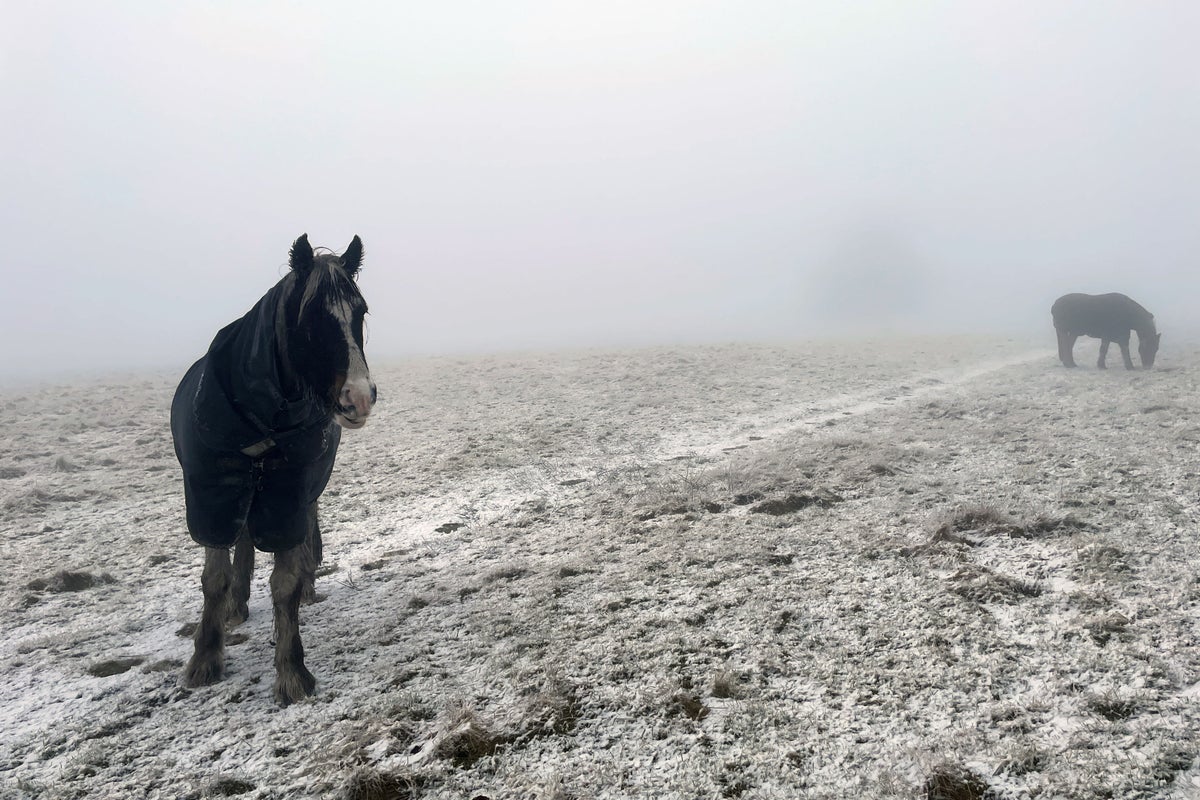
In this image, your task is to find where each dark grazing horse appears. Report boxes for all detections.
[171,234,376,706]
[1051,292,1160,370]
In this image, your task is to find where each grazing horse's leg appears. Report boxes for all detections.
[184,546,233,687]
[228,528,255,627]
[1117,338,1135,370]
[1097,340,1109,369]
[271,531,317,706]
[1056,328,1078,368]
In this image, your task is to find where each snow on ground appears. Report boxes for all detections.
[2,335,1199,799]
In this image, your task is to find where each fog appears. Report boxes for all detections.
[2,2,1197,379]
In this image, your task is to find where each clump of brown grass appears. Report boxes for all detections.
[994,744,1044,776]
[668,691,709,721]
[209,777,256,796]
[431,706,507,767]
[750,490,843,516]
[1085,690,1139,721]
[522,676,581,738]
[1015,514,1090,537]
[1083,611,1130,645]
[26,570,116,593]
[949,565,1041,604]
[343,768,420,800]
[923,763,991,799]
[930,506,1019,546]
[946,505,1011,531]
[711,669,742,700]
[926,507,1092,549]
[1077,543,1133,576]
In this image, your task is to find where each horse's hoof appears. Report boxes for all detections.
[273,665,317,707]
[183,653,225,688]
[226,603,250,628]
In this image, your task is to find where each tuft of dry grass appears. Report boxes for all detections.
[210,777,256,797]
[994,744,1044,776]
[1077,543,1133,576]
[949,565,1041,604]
[343,768,420,800]
[669,691,710,721]
[923,762,991,800]
[522,677,581,738]
[1015,513,1090,537]
[749,490,843,515]
[26,570,116,593]
[1085,690,1140,722]
[946,505,1011,531]
[927,507,1091,548]
[930,506,1019,545]
[431,706,507,767]
[711,669,742,700]
[1083,611,1130,645]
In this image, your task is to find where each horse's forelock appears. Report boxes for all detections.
[292,256,366,324]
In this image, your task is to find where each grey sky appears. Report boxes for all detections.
[3,2,1197,378]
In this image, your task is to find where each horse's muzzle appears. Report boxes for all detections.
[335,379,377,429]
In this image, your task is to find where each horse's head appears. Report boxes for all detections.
[1139,331,1161,369]
[283,234,377,429]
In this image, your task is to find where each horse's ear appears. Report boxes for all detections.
[342,235,363,278]
[290,234,313,274]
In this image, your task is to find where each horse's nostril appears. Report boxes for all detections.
[370,385,378,404]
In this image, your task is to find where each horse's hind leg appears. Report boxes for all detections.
[270,542,317,706]
[1097,340,1110,369]
[228,528,254,627]
[184,546,233,687]
[1056,329,1077,368]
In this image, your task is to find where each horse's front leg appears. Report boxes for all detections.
[1118,340,1135,370]
[228,528,255,627]
[184,546,233,687]
[301,502,322,605]
[271,543,317,706]
[1097,340,1109,369]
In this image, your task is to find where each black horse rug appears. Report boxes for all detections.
[171,280,341,552]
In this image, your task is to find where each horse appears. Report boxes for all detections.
[1051,292,1160,370]
[170,234,376,706]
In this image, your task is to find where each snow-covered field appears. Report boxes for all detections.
[3,336,1199,799]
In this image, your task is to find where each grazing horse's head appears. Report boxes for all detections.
[1139,331,1161,369]
[283,234,377,429]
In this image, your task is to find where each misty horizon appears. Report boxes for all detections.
[3,3,1197,380]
